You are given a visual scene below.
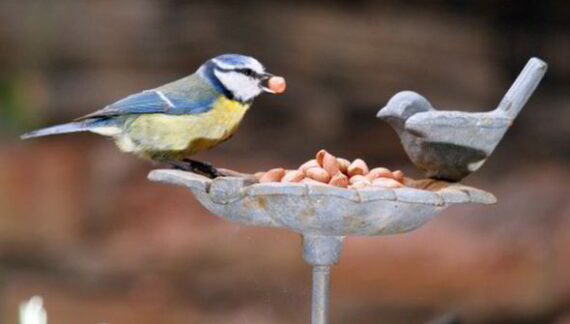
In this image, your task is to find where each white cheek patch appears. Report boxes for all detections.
[214,70,262,102]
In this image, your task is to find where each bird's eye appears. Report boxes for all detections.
[242,68,254,77]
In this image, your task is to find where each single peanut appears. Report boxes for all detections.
[329,172,349,188]
[259,168,285,183]
[301,178,326,185]
[281,170,305,183]
[268,76,287,94]
[350,180,371,189]
[306,167,331,183]
[322,152,340,176]
[372,177,404,188]
[349,174,368,185]
[254,172,265,181]
[367,167,393,181]
[348,158,369,177]
[315,149,327,167]
[337,158,351,174]
[299,159,319,172]
[392,170,405,182]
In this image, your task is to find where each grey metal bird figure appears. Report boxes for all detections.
[377,57,547,182]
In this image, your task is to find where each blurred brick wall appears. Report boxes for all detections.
[1,1,569,323]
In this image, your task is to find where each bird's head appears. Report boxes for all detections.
[200,54,286,103]
[376,91,433,122]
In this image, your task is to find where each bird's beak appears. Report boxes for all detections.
[376,107,389,119]
[260,73,286,94]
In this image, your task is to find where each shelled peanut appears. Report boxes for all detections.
[254,150,405,189]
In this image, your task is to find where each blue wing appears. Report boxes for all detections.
[77,90,216,120]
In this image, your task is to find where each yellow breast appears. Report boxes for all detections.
[119,96,250,158]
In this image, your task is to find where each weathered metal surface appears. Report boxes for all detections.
[303,234,344,265]
[377,57,547,181]
[148,169,495,237]
[148,169,496,324]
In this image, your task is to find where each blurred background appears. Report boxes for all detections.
[1,0,570,323]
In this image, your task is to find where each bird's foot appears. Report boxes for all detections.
[183,159,222,178]
[168,159,222,179]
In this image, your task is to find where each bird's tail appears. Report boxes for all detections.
[496,57,547,119]
[21,121,96,139]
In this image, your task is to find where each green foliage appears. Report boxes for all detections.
[0,73,43,134]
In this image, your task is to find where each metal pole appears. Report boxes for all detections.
[303,235,342,324]
[311,265,331,324]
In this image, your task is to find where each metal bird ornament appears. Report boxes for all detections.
[21,54,287,178]
[377,58,547,182]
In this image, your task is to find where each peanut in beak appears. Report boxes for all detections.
[268,76,286,94]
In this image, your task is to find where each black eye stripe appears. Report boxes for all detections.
[215,66,261,78]
[235,68,260,78]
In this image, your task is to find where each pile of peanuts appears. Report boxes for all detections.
[254,150,405,189]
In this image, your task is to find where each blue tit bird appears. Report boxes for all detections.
[21,54,287,177]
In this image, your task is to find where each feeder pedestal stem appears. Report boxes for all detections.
[302,234,344,324]
[312,265,331,324]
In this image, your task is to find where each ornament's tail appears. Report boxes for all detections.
[496,57,547,119]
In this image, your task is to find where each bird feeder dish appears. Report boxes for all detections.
[148,170,495,324]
